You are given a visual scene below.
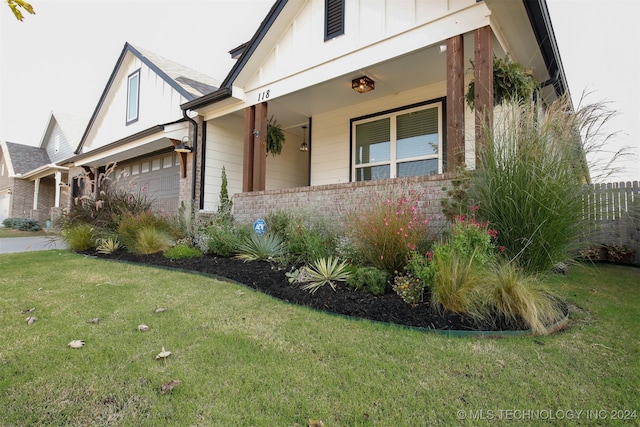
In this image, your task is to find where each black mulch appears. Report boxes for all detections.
[85,250,563,332]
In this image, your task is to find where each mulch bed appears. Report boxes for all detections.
[85,250,560,333]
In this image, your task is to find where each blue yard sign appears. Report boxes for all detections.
[253,218,267,236]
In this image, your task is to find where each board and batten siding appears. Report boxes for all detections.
[245,0,479,96]
[311,81,456,186]
[45,121,76,163]
[202,116,309,212]
[82,55,189,153]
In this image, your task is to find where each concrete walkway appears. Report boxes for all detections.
[0,236,67,254]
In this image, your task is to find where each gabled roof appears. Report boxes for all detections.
[181,0,568,111]
[181,0,287,111]
[39,111,88,149]
[2,141,50,175]
[75,42,219,154]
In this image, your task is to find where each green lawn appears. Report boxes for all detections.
[1,251,638,426]
[0,228,53,238]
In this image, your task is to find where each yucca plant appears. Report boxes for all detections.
[236,233,286,262]
[300,257,351,294]
[96,237,122,255]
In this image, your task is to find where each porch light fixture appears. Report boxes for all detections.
[174,136,193,153]
[299,125,308,152]
[352,76,375,93]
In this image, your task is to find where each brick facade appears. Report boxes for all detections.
[232,174,453,232]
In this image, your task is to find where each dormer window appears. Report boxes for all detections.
[126,69,140,124]
[325,0,344,41]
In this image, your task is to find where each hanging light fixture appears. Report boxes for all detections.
[174,136,193,153]
[299,125,308,152]
[352,76,375,93]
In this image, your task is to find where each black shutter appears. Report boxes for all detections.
[325,0,344,40]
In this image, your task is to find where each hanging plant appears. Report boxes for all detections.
[266,116,285,156]
[465,55,539,110]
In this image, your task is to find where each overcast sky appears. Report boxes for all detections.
[1,0,638,181]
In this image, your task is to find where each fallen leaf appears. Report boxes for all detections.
[86,318,102,324]
[138,324,150,332]
[26,316,37,325]
[156,346,171,359]
[68,340,85,349]
[161,379,181,394]
[155,307,168,313]
[308,419,325,427]
[22,307,35,314]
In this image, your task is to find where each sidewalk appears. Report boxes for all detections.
[0,236,67,254]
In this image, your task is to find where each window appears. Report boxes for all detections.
[126,69,140,124]
[352,102,442,181]
[325,0,344,40]
[151,159,161,171]
[141,161,149,173]
[163,155,173,168]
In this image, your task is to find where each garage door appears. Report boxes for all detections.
[0,192,10,225]
[114,152,180,214]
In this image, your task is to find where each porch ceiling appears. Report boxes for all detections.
[264,43,450,136]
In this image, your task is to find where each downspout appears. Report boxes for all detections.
[182,109,198,206]
[199,122,207,210]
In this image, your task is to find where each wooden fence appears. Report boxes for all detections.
[582,181,640,265]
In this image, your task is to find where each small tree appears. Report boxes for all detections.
[217,166,233,223]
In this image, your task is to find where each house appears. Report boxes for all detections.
[62,43,220,215]
[0,111,86,225]
[178,0,569,224]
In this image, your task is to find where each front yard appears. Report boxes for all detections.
[0,250,637,426]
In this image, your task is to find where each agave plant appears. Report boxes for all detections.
[300,256,351,294]
[236,233,286,262]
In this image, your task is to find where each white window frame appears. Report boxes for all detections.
[126,69,140,124]
[351,101,443,181]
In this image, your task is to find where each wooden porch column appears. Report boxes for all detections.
[243,106,255,192]
[253,102,268,191]
[474,25,493,162]
[446,34,465,172]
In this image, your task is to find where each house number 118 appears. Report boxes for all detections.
[257,90,270,102]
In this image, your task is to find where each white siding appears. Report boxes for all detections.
[311,81,458,186]
[82,55,189,152]
[45,122,75,163]
[203,116,310,212]
[243,0,478,95]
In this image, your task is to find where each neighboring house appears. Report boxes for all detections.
[0,111,85,225]
[63,42,220,214]
[178,0,570,223]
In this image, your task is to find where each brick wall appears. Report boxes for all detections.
[232,174,453,232]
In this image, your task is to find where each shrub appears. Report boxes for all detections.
[117,211,172,252]
[299,257,351,294]
[447,214,501,266]
[164,244,202,259]
[470,97,605,273]
[62,223,95,251]
[236,233,286,262]
[2,217,42,231]
[428,247,485,318]
[347,186,432,275]
[200,222,251,257]
[346,267,389,295]
[266,210,339,264]
[482,262,565,335]
[131,226,172,255]
[392,273,426,304]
